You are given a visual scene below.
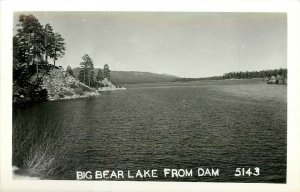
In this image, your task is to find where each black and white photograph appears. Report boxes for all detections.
[1,0,300,191]
[11,11,287,182]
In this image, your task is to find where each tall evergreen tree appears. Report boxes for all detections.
[16,14,45,77]
[43,23,55,63]
[89,68,95,86]
[96,69,104,81]
[79,54,94,86]
[51,32,65,66]
[103,64,110,80]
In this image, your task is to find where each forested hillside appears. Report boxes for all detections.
[72,68,179,84]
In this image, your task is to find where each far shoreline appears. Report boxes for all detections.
[122,78,279,87]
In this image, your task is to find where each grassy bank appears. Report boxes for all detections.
[13,114,71,179]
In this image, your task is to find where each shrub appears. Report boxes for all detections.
[49,92,56,97]
[63,90,74,96]
[90,81,99,88]
[74,88,84,95]
[97,82,105,88]
[58,92,65,98]
[69,83,78,89]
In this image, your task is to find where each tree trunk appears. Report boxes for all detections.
[83,72,85,85]
[34,57,39,78]
[36,62,39,78]
[44,32,47,63]
[88,71,91,86]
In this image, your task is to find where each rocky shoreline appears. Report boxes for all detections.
[48,91,100,101]
[49,87,127,101]
[42,68,126,102]
[98,87,127,92]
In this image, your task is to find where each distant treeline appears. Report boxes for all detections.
[222,68,287,79]
[175,68,287,82]
[174,76,223,82]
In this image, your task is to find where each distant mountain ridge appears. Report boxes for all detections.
[72,67,179,84]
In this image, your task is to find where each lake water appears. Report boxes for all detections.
[13,80,287,182]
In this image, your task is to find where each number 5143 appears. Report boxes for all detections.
[234,167,260,176]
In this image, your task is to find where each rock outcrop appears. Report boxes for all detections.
[41,67,100,100]
[98,78,127,91]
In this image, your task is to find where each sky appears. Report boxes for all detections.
[13,12,287,78]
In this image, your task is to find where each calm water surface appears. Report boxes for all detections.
[14,80,287,182]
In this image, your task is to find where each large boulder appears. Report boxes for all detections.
[100,78,117,89]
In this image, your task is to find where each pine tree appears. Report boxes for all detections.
[89,67,95,86]
[96,69,103,81]
[66,65,74,77]
[16,14,45,77]
[43,23,55,63]
[79,54,94,86]
[103,64,110,80]
[51,32,65,66]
